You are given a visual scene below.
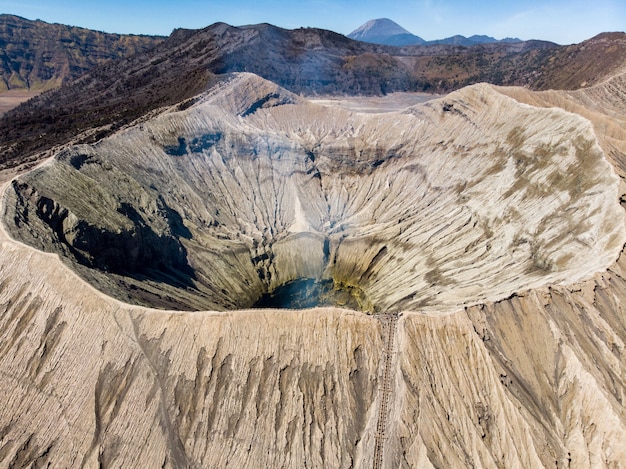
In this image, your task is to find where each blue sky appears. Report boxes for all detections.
[1,0,624,44]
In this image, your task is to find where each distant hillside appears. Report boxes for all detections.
[428,34,522,46]
[526,32,626,89]
[348,18,521,46]
[0,15,164,92]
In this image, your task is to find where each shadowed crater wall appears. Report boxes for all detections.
[3,74,625,312]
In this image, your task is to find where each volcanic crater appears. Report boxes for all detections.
[4,73,625,312]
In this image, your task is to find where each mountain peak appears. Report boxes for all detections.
[348,18,425,46]
[348,18,525,47]
[349,18,412,38]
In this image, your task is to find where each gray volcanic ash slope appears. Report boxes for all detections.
[4,74,623,313]
[0,14,163,93]
[1,70,626,467]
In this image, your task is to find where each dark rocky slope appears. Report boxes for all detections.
[0,14,163,92]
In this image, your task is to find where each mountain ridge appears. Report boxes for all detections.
[1,13,626,469]
[348,18,522,47]
[0,14,164,92]
[348,18,426,46]
[0,21,624,177]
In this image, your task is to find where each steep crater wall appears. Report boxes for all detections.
[3,75,625,312]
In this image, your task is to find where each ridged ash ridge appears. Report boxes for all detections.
[4,73,625,312]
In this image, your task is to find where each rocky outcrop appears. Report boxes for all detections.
[1,71,626,467]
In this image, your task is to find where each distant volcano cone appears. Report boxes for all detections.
[348,18,425,45]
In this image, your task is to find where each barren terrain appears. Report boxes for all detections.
[310,92,439,113]
[1,68,626,467]
[0,90,40,115]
